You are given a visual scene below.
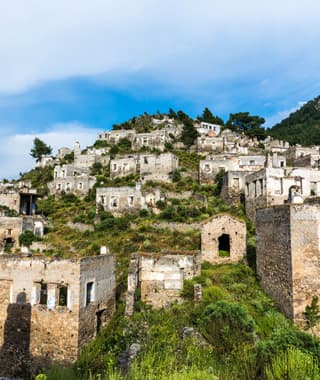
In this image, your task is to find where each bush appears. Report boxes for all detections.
[199,301,256,354]
[19,231,36,247]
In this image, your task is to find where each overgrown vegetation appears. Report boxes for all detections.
[40,263,320,380]
[269,96,320,145]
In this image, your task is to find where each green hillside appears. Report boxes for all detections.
[269,96,320,145]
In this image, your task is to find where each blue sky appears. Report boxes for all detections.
[0,0,320,178]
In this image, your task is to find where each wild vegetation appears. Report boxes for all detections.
[269,96,320,145]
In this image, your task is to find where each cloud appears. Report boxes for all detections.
[264,101,307,128]
[0,123,99,179]
[0,1,320,93]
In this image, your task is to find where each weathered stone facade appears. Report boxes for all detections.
[126,252,200,311]
[0,253,115,378]
[256,201,320,330]
[97,129,136,144]
[132,130,171,151]
[199,154,265,184]
[110,153,178,183]
[201,214,246,264]
[0,216,44,252]
[245,167,320,221]
[49,164,96,196]
[96,183,163,215]
[0,184,40,216]
[73,142,110,168]
[195,122,222,136]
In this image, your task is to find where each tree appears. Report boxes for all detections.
[198,107,224,125]
[177,110,198,147]
[30,138,52,161]
[226,112,266,139]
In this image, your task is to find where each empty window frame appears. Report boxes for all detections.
[86,282,94,305]
[58,286,68,307]
[39,283,48,305]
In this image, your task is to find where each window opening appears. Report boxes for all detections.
[58,286,68,306]
[86,282,94,305]
[40,283,48,305]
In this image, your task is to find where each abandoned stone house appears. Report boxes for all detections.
[195,121,222,136]
[245,166,320,221]
[35,155,56,169]
[0,253,116,377]
[201,214,247,265]
[56,146,72,160]
[73,142,110,169]
[285,145,320,162]
[97,129,136,144]
[49,164,96,196]
[96,183,164,215]
[199,154,266,184]
[263,137,290,154]
[0,185,41,216]
[110,153,179,183]
[125,251,201,312]
[131,130,171,151]
[293,153,320,168]
[218,153,287,205]
[0,216,44,252]
[256,200,320,330]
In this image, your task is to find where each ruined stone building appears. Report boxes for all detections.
[201,214,246,265]
[256,200,320,330]
[195,121,222,136]
[293,153,320,168]
[73,142,110,168]
[96,183,164,215]
[263,137,290,153]
[110,153,179,183]
[48,164,96,196]
[56,147,72,160]
[97,129,136,144]
[126,251,200,312]
[245,166,320,221]
[0,253,115,378]
[219,153,286,205]
[285,145,320,162]
[131,130,171,151]
[0,216,44,253]
[35,156,56,169]
[199,154,266,184]
[0,184,41,216]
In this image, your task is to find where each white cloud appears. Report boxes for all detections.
[0,0,320,93]
[264,101,307,128]
[0,123,99,179]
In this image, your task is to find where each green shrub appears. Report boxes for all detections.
[199,301,256,354]
[19,231,36,247]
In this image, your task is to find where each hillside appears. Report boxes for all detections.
[2,108,320,380]
[269,96,320,145]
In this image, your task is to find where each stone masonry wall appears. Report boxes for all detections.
[256,206,294,319]
[201,214,246,264]
[290,204,320,328]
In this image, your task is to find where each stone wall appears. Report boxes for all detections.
[201,214,246,264]
[126,252,200,310]
[256,206,294,319]
[0,254,115,377]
